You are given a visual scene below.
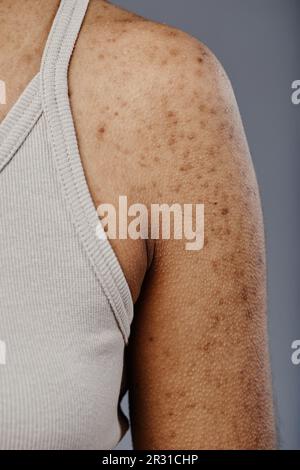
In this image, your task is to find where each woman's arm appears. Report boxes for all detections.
[127,37,277,450]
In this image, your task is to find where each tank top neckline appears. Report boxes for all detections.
[0,0,134,343]
[0,0,82,162]
[0,0,63,161]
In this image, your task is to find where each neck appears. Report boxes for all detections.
[0,0,60,55]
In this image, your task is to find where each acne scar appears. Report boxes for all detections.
[179,163,194,172]
[97,126,106,138]
[169,48,180,57]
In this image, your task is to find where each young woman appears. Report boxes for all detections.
[0,0,276,450]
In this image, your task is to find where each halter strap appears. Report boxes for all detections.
[40,0,134,342]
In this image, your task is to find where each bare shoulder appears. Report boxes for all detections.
[71,2,258,261]
[79,0,225,91]
[71,0,238,188]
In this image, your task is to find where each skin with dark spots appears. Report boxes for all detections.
[0,0,276,451]
[0,0,60,123]
[97,126,106,137]
[169,48,180,57]
[179,163,194,172]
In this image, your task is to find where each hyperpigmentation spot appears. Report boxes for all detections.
[179,163,194,172]
[97,126,106,139]
[221,208,229,216]
[169,48,180,57]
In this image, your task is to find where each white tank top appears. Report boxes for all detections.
[0,0,133,450]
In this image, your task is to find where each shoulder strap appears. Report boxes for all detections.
[39,0,134,343]
[40,0,89,84]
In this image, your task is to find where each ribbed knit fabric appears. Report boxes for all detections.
[0,0,133,450]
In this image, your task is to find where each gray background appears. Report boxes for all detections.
[112,0,300,450]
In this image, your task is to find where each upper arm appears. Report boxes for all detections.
[127,34,276,450]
